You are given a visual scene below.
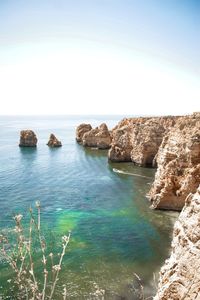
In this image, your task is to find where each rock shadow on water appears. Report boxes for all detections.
[47,145,62,157]
[82,146,108,158]
[19,146,37,160]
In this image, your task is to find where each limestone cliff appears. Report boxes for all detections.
[154,186,200,300]
[19,130,37,147]
[148,113,200,210]
[108,116,177,166]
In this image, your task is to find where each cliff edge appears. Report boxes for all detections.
[108,116,177,166]
[148,113,200,210]
[154,186,200,300]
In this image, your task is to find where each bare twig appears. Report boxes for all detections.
[49,233,71,300]
[0,202,71,300]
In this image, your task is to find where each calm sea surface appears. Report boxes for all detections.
[0,115,177,299]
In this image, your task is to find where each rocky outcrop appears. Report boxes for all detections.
[19,130,37,147]
[130,117,177,167]
[148,113,200,210]
[76,124,92,143]
[154,186,200,300]
[76,123,112,149]
[108,116,177,165]
[47,134,62,147]
[108,123,133,161]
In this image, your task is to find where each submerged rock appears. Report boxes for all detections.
[19,130,37,147]
[76,123,92,143]
[148,113,200,210]
[154,186,200,299]
[47,134,62,147]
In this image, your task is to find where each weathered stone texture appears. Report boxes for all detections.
[154,186,200,300]
[19,130,37,147]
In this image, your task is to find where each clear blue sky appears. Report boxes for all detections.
[0,0,199,115]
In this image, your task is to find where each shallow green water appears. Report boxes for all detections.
[0,116,177,299]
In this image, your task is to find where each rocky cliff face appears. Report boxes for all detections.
[76,123,112,149]
[19,130,37,147]
[154,186,200,300]
[47,134,62,147]
[76,113,200,211]
[148,113,200,210]
[108,116,177,166]
[108,119,135,162]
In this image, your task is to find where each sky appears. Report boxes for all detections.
[0,0,199,115]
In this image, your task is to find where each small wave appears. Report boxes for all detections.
[56,208,63,212]
[113,168,152,179]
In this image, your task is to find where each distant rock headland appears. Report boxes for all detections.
[76,123,112,149]
[76,113,200,212]
[76,123,92,143]
[47,134,62,147]
[76,113,200,300]
[19,130,37,147]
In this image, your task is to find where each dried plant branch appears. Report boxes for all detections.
[49,232,71,300]
[0,202,70,300]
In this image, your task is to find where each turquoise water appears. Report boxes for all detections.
[0,115,177,299]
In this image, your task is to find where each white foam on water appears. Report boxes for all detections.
[113,168,152,179]
[56,208,63,211]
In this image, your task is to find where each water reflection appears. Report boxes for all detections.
[82,146,108,158]
[47,146,62,157]
[19,146,37,159]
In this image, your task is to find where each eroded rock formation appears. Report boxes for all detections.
[47,134,62,147]
[108,116,177,165]
[76,124,92,143]
[148,113,200,210]
[108,123,133,161]
[154,186,200,300]
[76,123,112,149]
[19,130,37,147]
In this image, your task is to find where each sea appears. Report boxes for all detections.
[0,115,177,299]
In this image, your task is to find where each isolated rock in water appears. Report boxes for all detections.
[19,130,37,147]
[76,123,92,143]
[47,134,62,147]
[154,186,200,300]
[148,113,200,210]
[82,123,112,149]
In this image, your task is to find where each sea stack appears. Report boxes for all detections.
[82,123,112,149]
[76,123,112,149]
[47,134,62,147]
[19,130,37,147]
